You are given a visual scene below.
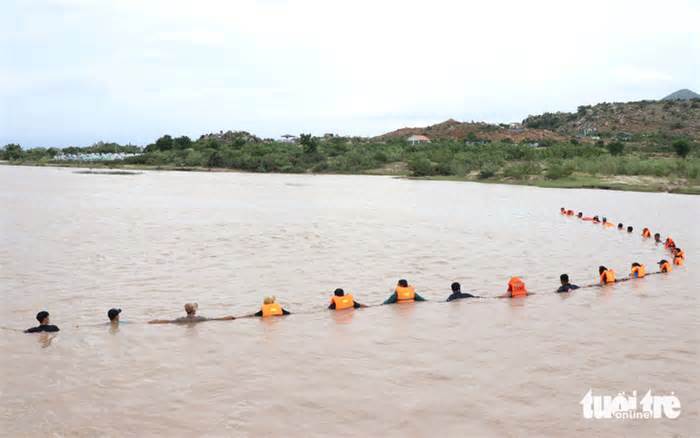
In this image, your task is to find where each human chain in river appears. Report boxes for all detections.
[15,208,686,333]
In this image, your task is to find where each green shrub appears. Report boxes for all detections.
[478,163,498,179]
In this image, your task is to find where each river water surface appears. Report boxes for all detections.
[0,165,698,436]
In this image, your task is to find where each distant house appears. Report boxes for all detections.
[407,134,431,145]
[509,122,524,132]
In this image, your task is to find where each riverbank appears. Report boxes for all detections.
[3,160,699,194]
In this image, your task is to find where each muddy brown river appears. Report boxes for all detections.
[0,165,698,436]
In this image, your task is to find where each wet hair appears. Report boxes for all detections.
[398,279,408,287]
[577,212,583,217]
[560,274,569,283]
[560,207,565,211]
[108,308,121,321]
[598,266,607,274]
[632,262,641,267]
[617,223,623,229]
[654,233,661,238]
[627,226,633,233]
[334,288,345,297]
[451,282,460,292]
[602,217,607,223]
[36,311,49,323]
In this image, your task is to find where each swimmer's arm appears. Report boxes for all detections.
[353,301,368,308]
[209,315,236,321]
[282,309,291,315]
[383,293,397,305]
[328,302,336,310]
[414,293,427,302]
[148,319,173,324]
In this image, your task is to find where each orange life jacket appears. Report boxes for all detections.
[600,269,616,284]
[566,210,574,216]
[560,210,567,215]
[631,265,646,278]
[582,217,593,221]
[677,250,685,259]
[664,238,675,249]
[603,222,614,228]
[331,294,354,310]
[395,286,416,303]
[508,277,527,297]
[261,303,283,317]
[660,262,672,273]
[642,229,651,238]
[673,256,684,266]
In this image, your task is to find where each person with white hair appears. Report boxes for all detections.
[148,303,235,324]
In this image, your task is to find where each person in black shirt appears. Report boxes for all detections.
[24,311,60,333]
[556,274,580,293]
[446,282,478,301]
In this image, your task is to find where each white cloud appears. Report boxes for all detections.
[1,0,699,146]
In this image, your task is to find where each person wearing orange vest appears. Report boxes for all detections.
[566,210,574,216]
[599,266,616,284]
[328,288,365,310]
[674,247,685,261]
[658,260,672,273]
[630,263,646,278]
[383,279,427,304]
[252,296,291,317]
[602,217,614,228]
[673,248,684,266]
[499,276,528,298]
[664,237,676,250]
[560,207,566,215]
[642,228,651,238]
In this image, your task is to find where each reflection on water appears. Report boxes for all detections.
[0,165,698,436]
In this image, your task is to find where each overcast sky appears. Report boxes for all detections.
[2,0,699,147]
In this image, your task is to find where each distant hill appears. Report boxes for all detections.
[662,89,700,101]
[522,99,700,142]
[377,119,567,143]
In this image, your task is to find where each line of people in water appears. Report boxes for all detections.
[22,209,686,333]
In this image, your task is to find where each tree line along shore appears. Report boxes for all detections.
[3,133,698,194]
[3,96,699,194]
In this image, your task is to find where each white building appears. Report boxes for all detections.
[407,134,431,145]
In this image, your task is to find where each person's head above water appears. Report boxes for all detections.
[263,296,276,305]
[654,233,661,241]
[577,212,583,218]
[560,274,570,285]
[36,311,50,325]
[451,282,461,293]
[397,279,408,287]
[334,288,345,297]
[560,207,565,212]
[632,262,641,268]
[602,217,608,223]
[107,308,121,322]
[598,266,607,274]
[184,302,198,316]
[627,226,633,233]
[617,223,623,229]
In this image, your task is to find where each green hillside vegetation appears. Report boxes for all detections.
[3,98,700,194]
